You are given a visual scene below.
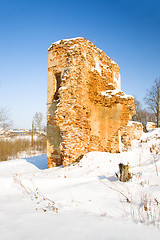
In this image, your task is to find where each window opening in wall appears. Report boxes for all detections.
[54,73,61,100]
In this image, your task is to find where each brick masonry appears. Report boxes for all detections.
[121,121,143,151]
[47,37,136,168]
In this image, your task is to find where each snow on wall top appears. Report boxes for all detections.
[53,37,83,45]
[127,121,143,126]
[101,90,133,99]
[48,37,84,50]
[48,37,119,69]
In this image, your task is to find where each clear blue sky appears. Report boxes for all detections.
[0,0,160,129]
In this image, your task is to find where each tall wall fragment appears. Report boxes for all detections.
[47,37,135,167]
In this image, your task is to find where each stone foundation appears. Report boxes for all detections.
[47,37,135,167]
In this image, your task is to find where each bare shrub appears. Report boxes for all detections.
[13,174,58,213]
[129,193,160,228]
[0,135,46,161]
[149,143,159,176]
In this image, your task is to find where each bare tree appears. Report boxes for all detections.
[144,77,160,127]
[0,107,11,129]
[33,112,43,131]
[132,97,154,130]
[132,97,143,121]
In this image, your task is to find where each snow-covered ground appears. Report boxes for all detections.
[1,129,160,239]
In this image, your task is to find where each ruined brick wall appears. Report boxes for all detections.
[121,121,143,150]
[47,37,135,167]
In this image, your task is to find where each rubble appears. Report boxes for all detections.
[146,122,156,132]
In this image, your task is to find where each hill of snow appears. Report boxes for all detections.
[1,129,160,239]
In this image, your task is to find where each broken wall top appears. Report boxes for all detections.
[48,37,120,88]
[48,37,134,112]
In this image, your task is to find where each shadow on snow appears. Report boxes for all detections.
[25,154,47,170]
[98,175,118,182]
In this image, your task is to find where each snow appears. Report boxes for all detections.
[128,121,143,126]
[111,59,116,64]
[146,122,156,131]
[48,37,83,50]
[108,83,114,86]
[101,89,133,99]
[54,37,83,44]
[101,89,121,96]
[1,134,38,142]
[95,57,101,75]
[1,129,160,239]
[59,86,67,90]
[91,57,101,75]
[48,37,104,54]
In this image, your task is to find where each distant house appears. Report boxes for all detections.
[11,129,26,135]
